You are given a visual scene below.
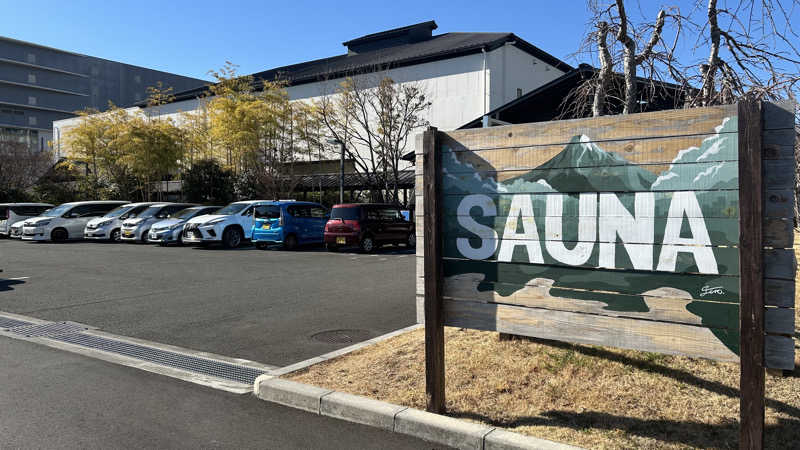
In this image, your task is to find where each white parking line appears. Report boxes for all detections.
[6,277,29,280]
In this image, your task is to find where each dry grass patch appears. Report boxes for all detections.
[288,231,799,448]
[288,327,799,449]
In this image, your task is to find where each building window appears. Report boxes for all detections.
[28,116,37,126]
[516,88,523,98]
[27,53,36,64]
[28,96,37,106]
[28,74,36,84]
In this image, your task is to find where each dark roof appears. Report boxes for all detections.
[156,22,571,105]
[343,20,438,49]
[293,170,415,190]
[458,64,686,129]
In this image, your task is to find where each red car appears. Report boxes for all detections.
[324,203,415,252]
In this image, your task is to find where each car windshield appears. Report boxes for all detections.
[216,203,248,215]
[172,208,198,219]
[41,204,72,217]
[330,207,360,220]
[103,205,134,218]
[137,206,164,218]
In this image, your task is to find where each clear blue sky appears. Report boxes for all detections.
[2,0,797,88]
[0,0,595,81]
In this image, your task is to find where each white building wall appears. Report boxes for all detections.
[487,44,565,108]
[54,46,566,169]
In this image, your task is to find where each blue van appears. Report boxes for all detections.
[251,201,329,250]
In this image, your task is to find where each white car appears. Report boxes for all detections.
[147,205,221,245]
[8,219,27,239]
[182,200,267,248]
[84,202,156,242]
[0,203,53,237]
[120,203,195,243]
[21,201,128,242]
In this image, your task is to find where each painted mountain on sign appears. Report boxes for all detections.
[504,135,657,192]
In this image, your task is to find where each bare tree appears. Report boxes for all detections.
[686,0,800,106]
[0,139,53,199]
[315,72,430,203]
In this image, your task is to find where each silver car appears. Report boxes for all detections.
[120,203,195,243]
[147,206,221,245]
[84,202,156,242]
[8,219,26,239]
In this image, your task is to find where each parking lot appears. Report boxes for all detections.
[0,239,416,366]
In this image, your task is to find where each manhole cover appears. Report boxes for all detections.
[311,329,371,344]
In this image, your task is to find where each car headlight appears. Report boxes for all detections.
[35,220,51,226]
[204,218,225,226]
[170,223,184,231]
[97,220,113,227]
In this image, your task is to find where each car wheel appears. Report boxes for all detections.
[139,229,150,244]
[283,234,298,251]
[406,232,416,248]
[110,229,121,242]
[360,235,375,253]
[51,228,68,242]
[222,227,243,249]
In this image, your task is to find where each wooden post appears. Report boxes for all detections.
[422,126,445,414]
[738,99,765,450]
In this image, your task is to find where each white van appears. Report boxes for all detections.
[84,202,156,242]
[0,203,53,237]
[21,201,128,242]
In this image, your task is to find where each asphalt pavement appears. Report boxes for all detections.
[0,239,416,366]
[0,337,444,449]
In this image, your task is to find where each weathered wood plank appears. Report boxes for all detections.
[429,256,743,302]
[437,237,742,276]
[418,189,794,219]
[764,278,795,308]
[439,104,738,152]
[763,249,797,280]
[442,299,740,362]
[738,99,765,450]
[423,215,789,248]
[765,307,795,335]
[765,335,795,370]
[432,133,739,171]
[437,162,749,192]
[763,218,794,248]
[762,100,796,130]
[442,275,740,329]
[422,126,445,414]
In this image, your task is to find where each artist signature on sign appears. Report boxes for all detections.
[699,285,725,297]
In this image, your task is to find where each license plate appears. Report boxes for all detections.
[123,231,133,237]
[261,223,271,230]
[336,237,346,244]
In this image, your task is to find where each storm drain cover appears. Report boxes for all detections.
[50,333,266,384]
[7,322,86,337]
[0,316,33,330]
[311,329,371,344]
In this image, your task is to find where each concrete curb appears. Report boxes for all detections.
[270,324,422,376]
[254,378,582,450]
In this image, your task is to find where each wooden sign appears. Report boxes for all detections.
[416,101,796,435]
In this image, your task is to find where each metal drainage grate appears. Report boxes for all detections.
[50,333,265,385]
[0,316,33,330]
[6,322,85,337]
[311,329,372,344]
